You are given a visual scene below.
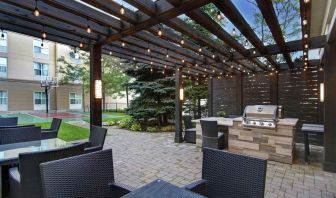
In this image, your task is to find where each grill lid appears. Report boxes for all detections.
[243,105,278,121]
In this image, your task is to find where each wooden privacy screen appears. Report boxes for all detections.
[211,66,323,145]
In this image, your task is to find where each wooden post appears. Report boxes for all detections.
[90,44,102,127]
[208,77,214,117]
[269,72,278,105]
[323,41,336,172]
[175,67,183,143]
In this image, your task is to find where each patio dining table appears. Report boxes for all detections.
[0,138,72,197]
[122,179,206,198]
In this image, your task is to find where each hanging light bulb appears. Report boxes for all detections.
[253,50,256,55]
[122,42,125,47]
[212,54,215,59]
[302,19,307,26]
[133,57,136,60]
[305,44,308,49]
[198,47,202,52]
[158,26,162,36]
[79,41,83,48]
[86,23,91,34]
[162,70,165,74]
[150,61,153,65]
[304,0,310,3]
[303,51,307,56]
[195,63,198,67]
[150,68,153,72]
[230,65,233,68]
[147,48,151,53]
[216,10,222,21]
[181,59,185,63]
[180,35,184,45]
[109,51,112,55]
[120,5,125,15]
[42,31,47,39]
[33,0,40,16]
[232,28,236,36]
[304,33,308,38]
[164,65,167,68]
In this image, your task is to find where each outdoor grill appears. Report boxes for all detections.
[242,105,278,129]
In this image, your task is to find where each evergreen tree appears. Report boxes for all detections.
[125,64,175,127]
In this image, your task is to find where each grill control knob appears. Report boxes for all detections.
[260,122,264,126]
[253,122,256,125]
[268,123,272,127]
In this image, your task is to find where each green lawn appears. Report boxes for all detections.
[83,111,130,123]
[34,122,89,142]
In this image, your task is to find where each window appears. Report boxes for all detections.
[0,57,7,77]
[34,92,46,105]
[33,40,49,58]
[34,62,48,79]
[69,93,82,109]
[0,90,8,111]
[0,32,8,53]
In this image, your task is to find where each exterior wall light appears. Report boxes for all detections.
[95,80,102,99]
[179,88,184,101]
[320,83,324,102]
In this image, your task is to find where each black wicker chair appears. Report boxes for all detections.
[41,118,62,139]
[84,125,107,153]
[183,115,196,144]
[200,120,225,150]
[0,126,41,145]
[0,117,18,127]
[40,149,133,198]
[184,148,267,198]
[0,124,35,129]
[8,143,86,198]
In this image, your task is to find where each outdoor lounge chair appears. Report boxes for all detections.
[41,118,62,139]
[183,115,196,143]
[84,125,107,153]
[184,148,267,198]
[0,117,18,127]
[8,142,86,198]
[0,124,35,129]
[200,120,225,150]
[0,126,41,145]
[40,149,133,198]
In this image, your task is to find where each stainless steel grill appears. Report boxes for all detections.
[242,105,278,129]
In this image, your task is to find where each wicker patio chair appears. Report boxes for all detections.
[184,148,267,198]
[84,125,107,153]
[0,117,18,127]
[0,126,41,145]
[40,149,133,198]
[8,142,85,198]
[41,118,62,139]
[200,120,225,150]
[0,124,35,129]
[183,115,196,143]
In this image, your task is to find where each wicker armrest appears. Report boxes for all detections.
[108,181,134,198]
[9,167,21,198]
[183,179,207,196]
[84,146,102,153]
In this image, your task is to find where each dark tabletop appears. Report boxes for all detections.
[122,179,206,198]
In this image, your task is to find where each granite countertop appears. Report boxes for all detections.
[277,118,299,126]
[192,117,234,126]
[192,117,298,127]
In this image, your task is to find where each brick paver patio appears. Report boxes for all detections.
[104,127,336,198]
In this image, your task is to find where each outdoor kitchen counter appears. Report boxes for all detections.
[192,117,299,164]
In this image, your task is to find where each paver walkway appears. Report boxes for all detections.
[104,127,336,198]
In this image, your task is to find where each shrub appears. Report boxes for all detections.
[147,126,159,133]
[119,117,133,128]
[130,123,142,131]
[107,120,116,126]
[160,125,175,132]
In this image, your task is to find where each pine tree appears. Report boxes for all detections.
[125,64,175,127]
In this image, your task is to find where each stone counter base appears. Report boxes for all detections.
[228,121,297,164]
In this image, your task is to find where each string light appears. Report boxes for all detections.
[216,10,222,21]
[79,37,84,48]
[222,60,226,63]
[212,54,215,59]
[150,68,153,72]
[133,57,136,60]
[304,44,308,49]
[33,0,40,16]
[120,5,125,15]
[158,26,162,36]
[147,48,151,53]
[42,25,47,39]
[109,51,112,55]
[253,50,256,55]
[164,65,167,68]
[122,42,125,47]
[304,33,308,38]
[181,59,185,63]
[304,0,310,3]
[86,19,91,33]
[232,28,236,36]
[198,47,202,52]
[180,35,184,45]
[195,63,198,67]
[302,19,307,26]
[303,51,307,56]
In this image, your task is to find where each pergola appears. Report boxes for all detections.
[0,0,335,172]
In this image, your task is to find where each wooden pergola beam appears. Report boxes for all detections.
[214,0,278,69]
[256,0,295,69]
[97,0,210,45]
